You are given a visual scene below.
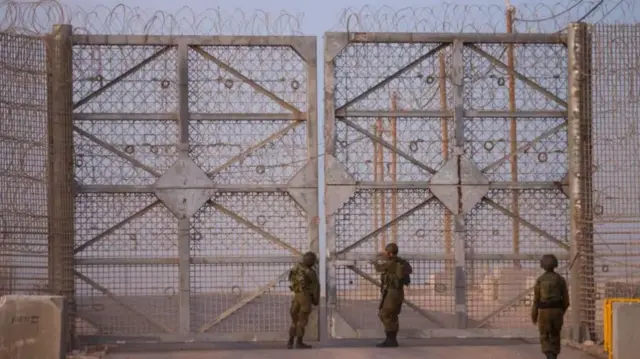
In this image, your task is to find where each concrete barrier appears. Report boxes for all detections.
[612,301,640,359]
[0,295,67,359]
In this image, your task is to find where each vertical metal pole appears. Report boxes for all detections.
[439,52,453,272]
[176,40,191,335]
[567,23,595,342]
[506,7,521,269]
[323,40,337,340]
[452,39,468,329]
[305,38,320,341]
[47,23,75,349]
[372,122,380,252]
[376,119,387,250]
[390,92,398,244]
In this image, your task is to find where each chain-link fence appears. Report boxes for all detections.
[583,23,640,341]
[1,0,639,351]
[0,33,51,298]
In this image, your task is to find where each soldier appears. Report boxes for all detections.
[371,243,412,348]
[287,251,319,349]
[532,254,570,359]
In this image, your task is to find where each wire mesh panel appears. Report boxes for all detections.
[0,34,50,296]
[71,35,318,343]
[586,24,640,342]
[324,33,570,339]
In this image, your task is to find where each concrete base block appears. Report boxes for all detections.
[612,302,640,359]
[0,295,67,359]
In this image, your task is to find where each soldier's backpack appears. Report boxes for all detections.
[398,258,413,286]
[539,273,563,302]
[288,264,307,292]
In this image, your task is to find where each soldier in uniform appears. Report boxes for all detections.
[287,251,319,349]
[532,254,570,359]
[371,242,412,348]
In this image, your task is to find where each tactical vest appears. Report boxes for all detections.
[288,264,309,293]
[539,273,564,302]
[381,258,413,289]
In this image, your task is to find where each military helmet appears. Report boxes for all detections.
[385,243,399,255]
[302,251,317,267]
[540,254,559,271]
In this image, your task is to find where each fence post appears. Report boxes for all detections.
[567,22,596,342]
[46,24,76,348]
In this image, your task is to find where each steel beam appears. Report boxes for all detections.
[198,270,290,332]
[207,121,303,177]
[74,270,174,333]
[467,44,568,108]
[73,46,172,109]
[210,201,303,256]
[46,24,76,345]
[74,201,161,254]
[73,113,306,121]
[335,110,567,118]
[354,181,561,190]
[451,39,468,329]
[354,328,539,339]
[304,38,321,341]
[72,35,316,47]
[340,118,437,174]
[73,125,162,177]
[334,252,570,262]
[336,197,437,256]
[324,32,566,44]
[475,261,573,328]
[176,40,191,335]
[483,198,570,250]
[481,121,568,174]
[75,256,301,265]
[192,46,301,114]
[347,266,446,328]
[567,23,596,342]
[336,43,449,112]
[76,184,291,193]
[76,328,540,344]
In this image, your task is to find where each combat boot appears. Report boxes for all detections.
[295,336,312,349]
[376,331,399,348]
[545,352,557,359]
[287,328,296,349]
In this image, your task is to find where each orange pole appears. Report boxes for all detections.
[390,92,398,244]
[372,123,380,253]
[506,7,521,268]
[375,118,387,251]
[439,53,453,261]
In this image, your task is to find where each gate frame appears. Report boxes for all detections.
[323,30,594,339]
[48,26,319,344]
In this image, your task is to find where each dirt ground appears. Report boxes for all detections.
[101,339,599,359]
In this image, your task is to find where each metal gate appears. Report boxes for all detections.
[324,31,579,338]
[65,30,319,343]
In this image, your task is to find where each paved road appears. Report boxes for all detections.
[105,340,596,359]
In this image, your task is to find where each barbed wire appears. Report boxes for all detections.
[333,0,638,33]
[0,0,305,35]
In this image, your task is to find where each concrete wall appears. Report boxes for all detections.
[612,302,640,359]
[0,295,66,359]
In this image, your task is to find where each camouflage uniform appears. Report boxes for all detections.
[532,254,570,359]
[372,243,409,348]
[287,252,319,349]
